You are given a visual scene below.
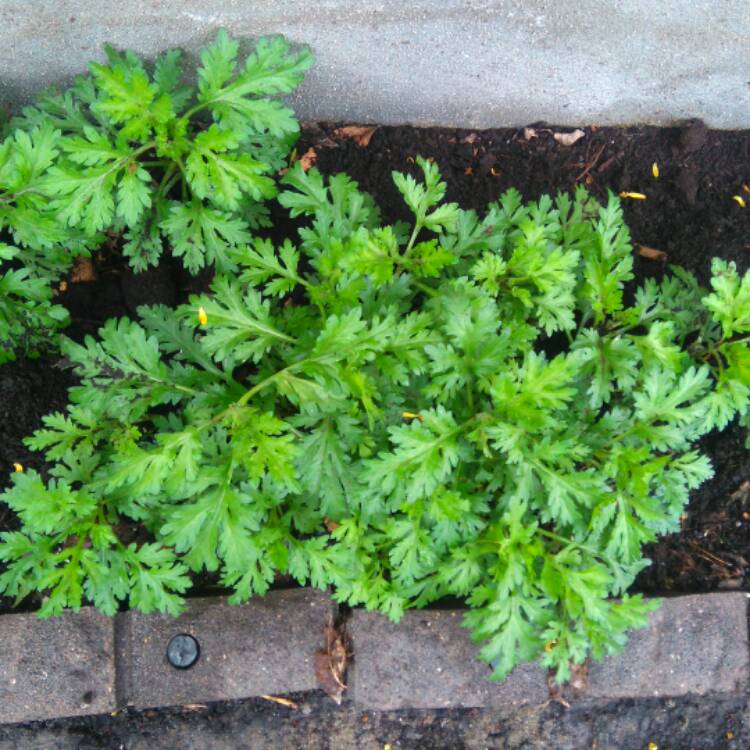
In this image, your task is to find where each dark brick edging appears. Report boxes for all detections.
[0,590,748,724]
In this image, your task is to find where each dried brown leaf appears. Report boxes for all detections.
[333,125,378,147]
[638,244,667,262]
[317,136,339,149]
[298,147,317,172]
[568,662,588,693]
[314,621,350,704]
[70,256,97,283]
[553,129,585,147]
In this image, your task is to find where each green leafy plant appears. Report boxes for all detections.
[0,123,86,361]
[15,30,312,273]
[3,157,749,682]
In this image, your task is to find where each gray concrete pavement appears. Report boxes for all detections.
[0,1,748,128]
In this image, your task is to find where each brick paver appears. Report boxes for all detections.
[587,592,750,698]
[118,588,334,709]
[349,609,548,709]
[0,608,116,724]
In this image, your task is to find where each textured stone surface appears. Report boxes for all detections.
[118,589,334,709]
[349,609,548,709]
[588,593,750,698]
[0,1,748,128]
[0,608,115,724]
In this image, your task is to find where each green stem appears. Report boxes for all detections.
[413,280,438,298]
[537,527,619,569]
[404,222,423,256]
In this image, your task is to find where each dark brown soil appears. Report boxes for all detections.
[3,121,750,603]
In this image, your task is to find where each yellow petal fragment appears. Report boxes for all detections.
[651,162,659,178]
[198,306,208,326]
[648,743,658,750]
[732,195,746,208]
[619,191,647,200]
[12,462,23,473]
[401,411,424,421]
[544,639,558,653]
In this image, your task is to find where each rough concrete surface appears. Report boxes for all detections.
[587,592,750,699]
[350,609,548,710]
[0,607,115,725]
[0,1,748,128]
[118,588,333,709]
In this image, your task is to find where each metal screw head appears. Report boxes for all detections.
[166,633,200,670]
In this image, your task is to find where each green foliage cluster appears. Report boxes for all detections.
[0,124,82,361]
[0,30,311,362]
[3,155,749,682]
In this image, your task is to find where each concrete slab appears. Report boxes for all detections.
[0,607,116,724]
[117,588,334,709]
[0,1,748,128]
[587,592,750,698]
[349,608,547,709]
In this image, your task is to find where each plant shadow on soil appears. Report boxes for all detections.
[2,121,750,616]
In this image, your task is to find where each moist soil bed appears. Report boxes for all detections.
[2,121,750,612]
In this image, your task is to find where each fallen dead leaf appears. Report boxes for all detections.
[333,125,378,147]
[523,127,538,141]
[323,517,340,532]
[261,695,299,709]
[730,480,750,503]
[180,703,208,711]
[638,245,667,261]
[298,147,317,171]
[546,661,588,708]
[568,662,588,693]
[553,129,585,147]
[314,618,350,704]
[316,136,339,149]
[70,256,97,283]
[546,672,570,709]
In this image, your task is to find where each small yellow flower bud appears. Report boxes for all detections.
[198,306,208,326]
[12,463,23,473]
[619,191,647,200]
[544,639,558,652]
[648,743,658,750]
[651,162,659,178]
[401,412,424,421]
[732,195,746,208]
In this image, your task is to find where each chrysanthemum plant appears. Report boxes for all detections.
[4,154,750,683]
